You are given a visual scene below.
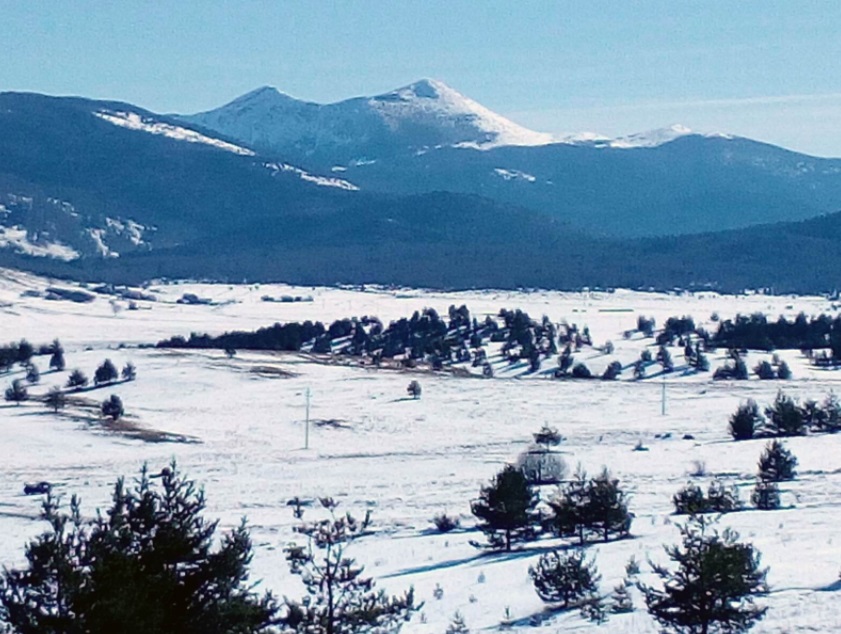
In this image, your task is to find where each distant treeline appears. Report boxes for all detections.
[712,312,841,354]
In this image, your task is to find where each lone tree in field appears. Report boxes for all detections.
[94,359,119,385]
[281,498,419,633]
[101,394,124,421]
[530,549,602,612]
[471,464,538,551]
[44,386,66,413]
[66,368,89,391]
[0,463,278,634]
[25,364,40,384]
[407,380,422,399]
[4,379,28,406]
[642,515,768,634]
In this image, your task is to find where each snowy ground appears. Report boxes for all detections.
[2,268,841,632]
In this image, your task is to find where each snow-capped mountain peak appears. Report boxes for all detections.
[368,78,556,149]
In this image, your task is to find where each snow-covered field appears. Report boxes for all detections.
[2,267,841,632]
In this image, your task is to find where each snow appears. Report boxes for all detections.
[494,168,537,183]
[94,111,256,156]
[87,228,118,257]
[370,79,557,150]
[0,226,79,260]
[265,162,360,191]
[1,270,840,632]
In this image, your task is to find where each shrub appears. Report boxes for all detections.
[517,446,568,485]
[407,380,422,399]
[121,362,136,381]
[571,363,592,379]
[602,360,622,380]
[432,513,460,533]
[777,361,792,379]
[754,360,775,380]
[44,386,66,413]
[673,480,740,515]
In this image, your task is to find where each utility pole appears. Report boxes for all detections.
[661,375,667,416]
[304,387,311,449]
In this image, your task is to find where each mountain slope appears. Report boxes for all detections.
[180,79,556,164]
[179,81,841,237]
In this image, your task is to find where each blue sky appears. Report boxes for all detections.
[3,1,841,156]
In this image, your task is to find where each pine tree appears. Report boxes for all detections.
[764,391,805,436]
[44,386,66,413]
[610,583,634,613]
[49,347,65,372]
[757,440,797,482]
[94,359,119,385]
[281,498,419,634]
[0,463,278,634]
[751,480,781,511]
[4,379,27,406]
[471,464,538,551]
[445,611,470,634]
[642,515,768,634]
[729,400,763,441]
[101,394,124,421]
[66,368,89,391]
[529,549,601,610]
[121,362,136,381]
[25,364,40,384]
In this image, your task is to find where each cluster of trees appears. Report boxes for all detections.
[470,463,633,552]
[66,359,136,391]
[157,304,629,382]
[712,311,841,356]
[729,390,841,440]
[0,465,421,634]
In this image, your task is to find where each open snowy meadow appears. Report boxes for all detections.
[2,267,841,632]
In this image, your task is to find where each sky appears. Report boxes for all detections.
[3,1,841,156]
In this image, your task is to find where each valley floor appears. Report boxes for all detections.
[2,268,841,632]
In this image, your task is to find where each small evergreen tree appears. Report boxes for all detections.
[94,359,119,385]
[610,583,634,614]
[471,464,538,551]
[121,362,136,381]
[25,364,40,384]
[4,379,28,406]
[407,380,422,399]
[729,400,763,441]
[673,481,740,515]
[530,549,601,611]
[0,463,278,633]
[66,368,89,390]
[753,361,775,380]
[751,480,781,511]
[757,440,797,482]
[776,361,792,380]
[282,498,419,633]
[445,611,470,634]
[764,391,805,436]
[642,515,768,634]
[571,362,592,379]
[45,386,66,413]
[101,394,124,421]
[49,348,65,372]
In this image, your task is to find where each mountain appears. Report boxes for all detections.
[3,86,841,293]
[179,79,555,165]
[178,81,841,238]
[0,90,580,282]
